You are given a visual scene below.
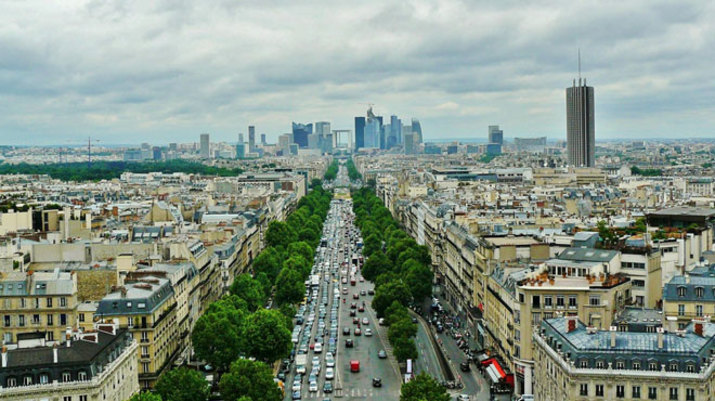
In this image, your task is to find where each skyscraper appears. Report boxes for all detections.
[411,118,423,143]
[292,122,313,148]
[260,133,266,145]
[238,133,244,144]
[566,78,595,167]
[388,115,402,148]
[354,117,366,150]
[200,133,210,159]
[488,125,504,145]
[363,107,381,149]
[248,126,256,152]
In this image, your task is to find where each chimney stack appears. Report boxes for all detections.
[657,327,665,349]
[567,316,577,333]
[66,327,72,347]
[53,345,59,363]
[1,346,7,368]
[610,326,617,347]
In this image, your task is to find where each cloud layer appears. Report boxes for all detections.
[0,0,713,145]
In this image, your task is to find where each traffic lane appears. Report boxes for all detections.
[414,319,444,382]
[436,330,486,398]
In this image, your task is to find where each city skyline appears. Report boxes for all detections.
[0,1,713,146]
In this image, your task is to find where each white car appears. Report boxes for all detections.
[325,367,334,380]
[325,352,335,367]
[309,381,318,392]
[314,343,322,353]
[364,328,373,336]
[292,381,301,392]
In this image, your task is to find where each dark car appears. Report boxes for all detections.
[368,289,375,295]
[460,362,471,372]
[372,378,382,387]
[323,382,333,393]
[353,293,359,300]
[349,310,356,317]
[345,338,354,348]
[350,302,357,309]
[412,317,418,324]
[358,306,365,312]
[343,327,350,335]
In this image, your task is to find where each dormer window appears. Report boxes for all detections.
[678,286,687,297]
[695,287,704,298]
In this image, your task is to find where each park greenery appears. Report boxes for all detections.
[399,372,451,401]
[323,159,339,181]
[154,368,210,401]
[630,166,663,176]
[188,176,332,400]
[352,185,433,363]
[0,159,243,182]
[128,393,162,401]
[346,158,361,181]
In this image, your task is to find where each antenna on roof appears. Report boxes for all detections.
[578,48,582,85]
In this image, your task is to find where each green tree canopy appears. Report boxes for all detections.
[287,241,314,263]
[155,367,209,401]
[219,359,283,401]
[230,274,267,312]
[128,392,163,401]
[250,247,282,283]
[373,280,413,317]
[191,308,246,373]
[404,261,433,302]
[265,221,297,248]
[362,251,391,282]
[244,309,292,363]
[274,267,305,305]
[400,372,450,401]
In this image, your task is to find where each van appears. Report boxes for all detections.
[350,360,360,372]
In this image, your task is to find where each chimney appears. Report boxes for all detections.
[657,327,664,349]
[1,346,7,368]
[65,327,72,347]
[53,345,59,363]
[610,326,617,347]
[693,316,707,336]
[567,316,577,333]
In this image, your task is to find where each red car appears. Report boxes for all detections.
[353,293,359,300]
[350,302,357,309]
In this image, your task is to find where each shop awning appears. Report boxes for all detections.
[482,357,507,383]
[486,364,501,383]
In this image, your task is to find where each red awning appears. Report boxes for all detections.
[481,357,506,378]
[478,303,484,311]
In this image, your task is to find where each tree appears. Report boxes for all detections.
[129,393,162,401]
[385,301,410,325]
[274,267,305,305]
[220,359,283,401]
[392,336,418,362]
[400,372,450,401]
[250,247,282,283]
[362,251,390,282]
[265,221,297,248]
[310,178,323,188]
[373,280,413,317]
[230,274,267,311]
[404,261,433,302]
[283,255,311,279]
[192,309,245,373]
[244,309,292,363]
[287,241,314,263]
[363,233,382,257]
[155,368,209,401]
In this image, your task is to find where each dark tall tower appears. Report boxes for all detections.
[292,122,312,148]
[566,79,595,167]
[354,117,365,150]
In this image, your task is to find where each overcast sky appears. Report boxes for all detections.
[1,0,713,145]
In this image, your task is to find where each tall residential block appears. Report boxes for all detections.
[200,133,210,159]
[566,79,595,167]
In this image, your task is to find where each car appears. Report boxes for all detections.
[360,277,365,282]
[310,343,315,350]
[325,352,335,367]
[412,317,418,324]
[342,287,348,294]
[309,374,317,383]
[349,310,356,317]
[368,289,375,295]
[362,318,369,325]
[323,381,333,393]
[353,317,359,324]
[325,367,334,380]
[378,318,385,326]
[309,381,318,392]
[360,290,366,295]
[354,328,361,336]
[378,349,387,359]
[372,377,382,387]
[345,338,354,348]
[353,293,359,300]
[364,328,372,336]
[460,361,470,372]
[343,327,350,335]
[350,302,357,309]
[277,372,286,381]
[358,306,365,312]
[292,390,302,400]
[314,343,323,353]
[292,380,302,392]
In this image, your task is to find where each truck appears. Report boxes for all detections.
[296,355,307,375]
[350,360,360,372]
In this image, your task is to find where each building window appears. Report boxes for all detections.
[6,377,17,387]
[596,384,604,397]
[143,362,150,373]
[62,372,71,382]
[46,297,53,307]
[34,298,40,308]
[3,315,10,327]
[532,295,540,308]
[40,374,49,384]
[589,296,600,306]
[678,286,687,297]
[60,314,67,326]
[128,316,134,327]
[616,361,625,369]
[649,362,658,371]
[18,315,25,327]
[633,361,641,370]
[670,363,679,372]
[580,360,588,368]
[695,287,704,298]
[670,387,678,400]
[596,360,605,369]
[633,386,641,399]
[686,388,695,401]
[617,385,625,398]
[24,376,33,385]
[556,296,565,307]
[544,296,553,308]
[569,296,577,308]
[60,297,67,307]
[532,313,541,325]
[649,387,657,400]
[78,371,87,381]
[32,314,40,324]
[79,313,85,323]
[47,314,53,326]
[678,304,685,316]
[64,397,72,401]
[696,305,703,317]
[20,298,26,308]
[519,293,524,303]
[687,364,695,373]
[80,396,88,401]
[580,383,588,396]
[47,331,54,341]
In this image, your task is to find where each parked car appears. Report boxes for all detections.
[378,350,387,359]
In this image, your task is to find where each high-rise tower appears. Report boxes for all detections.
[566,52,595,167]
[248,126,256,152]
[200,133,210,159]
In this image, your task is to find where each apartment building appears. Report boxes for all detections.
[663,268,715,328]
[0,269,78,345]
[95,276,177,389]
[533,317,715,401]
[0,322,138,401]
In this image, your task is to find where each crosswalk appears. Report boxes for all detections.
[303,388,377,398]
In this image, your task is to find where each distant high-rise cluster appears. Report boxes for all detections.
[566,78,595,167]
[354,107,423,154]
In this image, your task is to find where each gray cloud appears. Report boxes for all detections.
[0,0,712,145]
